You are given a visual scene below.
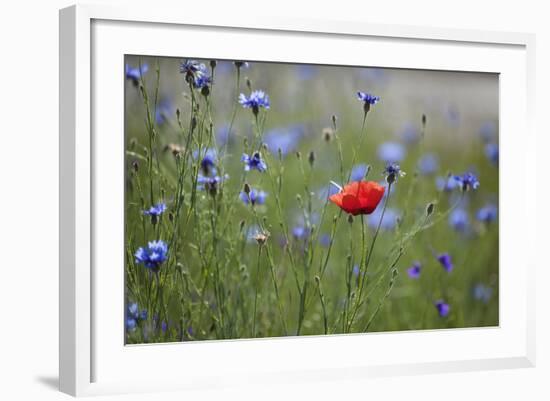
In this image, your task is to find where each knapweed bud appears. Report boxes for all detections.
[176,108,181,119]
[191,116,197,132]
[168,212,174,223]
[422,113,427,127]
[132,160,139,172]
[243,182,251,195]
[234,61,246,69]
[331,115,337,128]
[308,151,315,167]
[348,214,354,224]
[426,202,435,216]
[322,127,333,142]
[246,77,252,91]
[210,60,217,69]
[201,85,210,97]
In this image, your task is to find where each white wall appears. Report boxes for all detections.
[0,0,547,399]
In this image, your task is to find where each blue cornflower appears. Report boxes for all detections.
[292,226,308,239]
[383,163,406,184]
[473,284,493,303]
[448,208,469,232]
[400,123,421,145]
[485,143,499,165]
[135,240,169,271]
[239,90,270,115]
[194,74,212,89]
[296,65,318,80]
[143,202,167,217]
[351,164,369,181]
[479,121,497,143]
[319,233,331,247]
[357,91,380,112]
[476,204,498,223]
[368,207,400,231]
[161,321,168,333]
[437,253,453,272]
[445,106,460,127]
[454,172,480,191]
[378,142,406,164]
[239,188,267,206]
[197,174,227,195]
[418,154,439,175]
[126,317,137,331]
[435,300,450,317]
[155,98,173,126]
[436,174,459,192]
[352,264,361,277]
[263,125,304,157]
[241,152,267,172]
[126,302,147,331]
[125,63,148,86]
[194,148,217,176]
[407,262,422,279]
[216,124,234,146]
[180,60,207,84]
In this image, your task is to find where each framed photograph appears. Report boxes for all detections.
[59,4,536,396]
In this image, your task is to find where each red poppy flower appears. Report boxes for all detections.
[329,181,385,216]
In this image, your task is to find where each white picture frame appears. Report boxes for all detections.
[59,4,536,397]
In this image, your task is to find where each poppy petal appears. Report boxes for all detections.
[342,194,362,215]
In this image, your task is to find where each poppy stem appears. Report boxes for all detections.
[252,245,262,338]
[348,182,393,331]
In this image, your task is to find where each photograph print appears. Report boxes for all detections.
[124,56,499,344]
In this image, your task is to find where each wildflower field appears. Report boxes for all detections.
[125,56,499,344]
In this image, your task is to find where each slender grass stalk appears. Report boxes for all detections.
[252,245,263,337]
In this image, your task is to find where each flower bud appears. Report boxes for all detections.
[243,183,251,194]
[348,215,354,224]
[426,202,435,216]
[210,60,217,69]
[132,160,139,172]
[308,151,315,167]
[322,127,333,142]
[246,77,252,91]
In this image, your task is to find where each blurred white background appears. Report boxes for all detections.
[0,0,547,400]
